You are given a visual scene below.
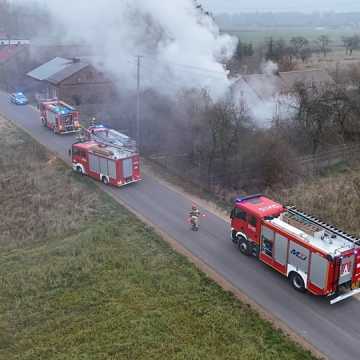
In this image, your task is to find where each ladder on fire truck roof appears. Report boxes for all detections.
[84,127,137,153]
[286,206,360,246]
[75,128,137,153]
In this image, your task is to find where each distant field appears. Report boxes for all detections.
[222,26,356,45]
[0,117,315,359]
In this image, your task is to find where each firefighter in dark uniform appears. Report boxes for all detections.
[189,204,201,230]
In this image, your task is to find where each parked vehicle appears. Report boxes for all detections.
[10,92,28,105]
[39,99,80,134]
[230,194,360,304]
[71,140,141,187]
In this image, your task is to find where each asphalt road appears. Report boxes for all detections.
[1,92,359,360]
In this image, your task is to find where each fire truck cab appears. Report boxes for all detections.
[40,99,81,134]
[72,140,141,187]
[231,194,360,304]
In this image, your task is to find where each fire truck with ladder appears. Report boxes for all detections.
[230,194,360,304]
[71,124,141,187]
[40,99,81,134]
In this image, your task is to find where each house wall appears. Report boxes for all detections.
[56,66,116,106]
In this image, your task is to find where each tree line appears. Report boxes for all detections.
[230,33,360,74]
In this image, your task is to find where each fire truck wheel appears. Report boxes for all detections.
[101,176,109,185]
[76,166,84,175]
[290,272,306,292]
[238,236,251,256]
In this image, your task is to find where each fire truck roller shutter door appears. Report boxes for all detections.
[108,160,116,179]
[274,233,288,266]
[99,157,108,176]
[123,158,133,178]
[89,154,100,173]
[339,254,355,285]
[309,253,329,290]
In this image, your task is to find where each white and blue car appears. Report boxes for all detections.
[10,92,28,105]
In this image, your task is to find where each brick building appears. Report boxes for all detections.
[27,57,116,106]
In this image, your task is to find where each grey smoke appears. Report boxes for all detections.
[38,0,236,99]
[26,0,294,125]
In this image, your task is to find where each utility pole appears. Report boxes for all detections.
[136,55,143,148]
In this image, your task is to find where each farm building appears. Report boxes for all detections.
[232,68,335,125]
[27,57,116,106]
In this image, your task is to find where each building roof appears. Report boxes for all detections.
[243,74,283,100]
[234,68,334,101]
[279,69,335,91]
[27,57,89,85]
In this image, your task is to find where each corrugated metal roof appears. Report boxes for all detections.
[243,74,283,100]
[47,61,89,85]
[27,57,89,84]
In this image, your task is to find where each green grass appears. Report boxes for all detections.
[0,118,316,359]
[0,218,316,360]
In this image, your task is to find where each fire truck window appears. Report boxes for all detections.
[248,197,262,204]
[72,148,80,156]
[249,216,257,227]
[262,239,273,257]
[80,151,86,158]
[261,226,274,257]
[234,208,247,220]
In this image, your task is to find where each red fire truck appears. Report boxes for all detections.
[71,140,141,186]
[40,99,81,134]
[230,194,360,304]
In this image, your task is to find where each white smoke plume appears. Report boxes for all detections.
[231,60,296,126]
[37,0,237,99]
[261,60,279,76]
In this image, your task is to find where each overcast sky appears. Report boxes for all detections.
[201,0,360,13]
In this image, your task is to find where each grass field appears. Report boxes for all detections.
[0,117,316,359]
[222,26,356,45]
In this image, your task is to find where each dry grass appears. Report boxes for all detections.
[269,165,360,235]
[0,117,113,248]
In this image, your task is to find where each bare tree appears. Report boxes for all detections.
[195,99,251,186]
[342,35,360,56]
[292,82,333,154]
[316,35,331,57]
[290,36,309,57]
